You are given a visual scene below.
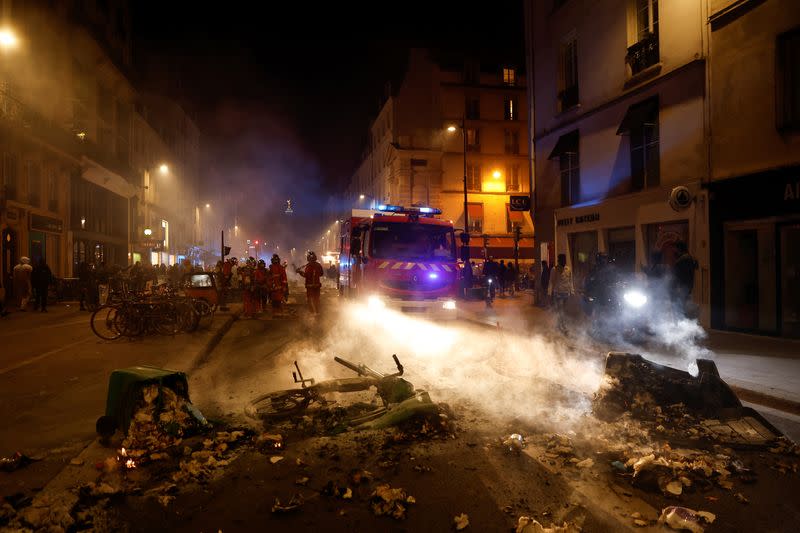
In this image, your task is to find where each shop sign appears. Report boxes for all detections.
[510,195,531,211]
[30,214,63,233]
[557,212,600,227]
[5,208,19,222]
[785,180,800,201]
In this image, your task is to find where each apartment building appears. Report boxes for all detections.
[345,49,533,263]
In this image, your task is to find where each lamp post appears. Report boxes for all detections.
[447,119,470,262]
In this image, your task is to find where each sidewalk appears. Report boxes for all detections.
[457,293,800,411]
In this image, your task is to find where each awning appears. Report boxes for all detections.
[467,204,483,218]
[616,96,659,135]
[548,130,579,160]
[507,204,524,223]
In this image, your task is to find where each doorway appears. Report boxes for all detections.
[780,223,800,338]
[724,229,759,331]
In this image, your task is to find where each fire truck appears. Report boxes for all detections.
[338,204,459,318]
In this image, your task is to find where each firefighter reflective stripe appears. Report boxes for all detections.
[429,264,440,271]
[391,262,404,270]
[417,263,427,270]
[441,265,452,272]
[385,262,453,270]
[404,262,415,270]
[378,261,390,269]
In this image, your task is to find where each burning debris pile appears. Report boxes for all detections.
[121,384,209,461]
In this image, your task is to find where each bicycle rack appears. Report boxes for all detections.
[292,361,315,388]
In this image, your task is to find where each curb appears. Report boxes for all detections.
[190,308,242,371]
[729,385,800,417]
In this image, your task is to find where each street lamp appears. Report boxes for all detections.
[446,118,470,261]
[0,28,18,50]
[143,228,153,237]
[205,203,210,208]
[159,163,169,175]
[359,194,365,200]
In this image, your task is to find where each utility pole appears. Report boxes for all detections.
[461,117,471,263]
[219,229,229,311]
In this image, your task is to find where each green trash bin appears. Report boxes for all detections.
[96,365,193,439]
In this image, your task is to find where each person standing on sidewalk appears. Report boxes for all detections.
[671,241,698,317]
[296,250,324,315]
[548,254,574,334]
[12,257,33,311]
[269,254,288,317]
[538,261,551,308]
[32,258,53,312]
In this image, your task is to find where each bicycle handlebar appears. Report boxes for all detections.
[334,354,404,379]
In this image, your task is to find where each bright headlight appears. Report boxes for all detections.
[367,295,385,309]
[623,290,648,308]
[442,299,456,310]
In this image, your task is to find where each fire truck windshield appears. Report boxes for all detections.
[370,222,456,261]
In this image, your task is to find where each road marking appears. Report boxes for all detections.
[0,336,95,376]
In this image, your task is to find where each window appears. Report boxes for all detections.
[506,203,525,233]
[466,97,480,120]
[627,0,659,75]
[467,203,484,233]
[503,67,516,86]
[568,230,598,291]
[466,164,482,191]
[47,169,58,212]
[466,128,480,152]
[464,60,480,85]
[777,27,800,131]
[559,37,579,110]
[506,164,521,192]
[26,161,41,207]
[370,222,455,260]
[504,97,517,120]
[618,97,659,190]
[548,130,580,206]
[504,130,520,154]
[1,153,18,201]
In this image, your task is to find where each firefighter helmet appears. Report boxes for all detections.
[271,254,281,264]
[306,250,317,262]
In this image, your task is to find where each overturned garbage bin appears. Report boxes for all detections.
[96,365,202,440]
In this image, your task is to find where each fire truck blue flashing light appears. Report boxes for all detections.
[428,273,439,279]
[376,204,442,215]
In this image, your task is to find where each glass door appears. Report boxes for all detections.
[724,229,759,331]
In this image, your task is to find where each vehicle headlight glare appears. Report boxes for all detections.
[367,295,385,309]
[623,290,647,308]
[442,299,456,310]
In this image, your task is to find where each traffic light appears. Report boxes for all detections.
[483,235,490,248]
[223,246,231,256]
[514,224,522,242]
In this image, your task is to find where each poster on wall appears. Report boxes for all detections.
[645,221,689,267]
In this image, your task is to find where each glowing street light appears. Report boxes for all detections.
[0,28,18,50]
[205,203,210,208]
[143,228,153,237]
[447,125,457,132]
[492,169,502,179]
[359,194,365,200]
[159,163,169,175]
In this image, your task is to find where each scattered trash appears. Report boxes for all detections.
[658,506,715,533]
[0,452,34,472]
[370,484,415,520]
[633,519,647,527]
[610,460,627,472]
[256,433,283,451]
[453,513,470,530]
[342,488,353,500]
[270,456,284,464]
[665,480,683,496]
[516,516,580,533]
[502,434,526,454]
[349,469,373,485]
[69,458,85,466]
[295,476,309,486]
[734,492,749,504]
[271,494,304,513]
[575,458,594,469]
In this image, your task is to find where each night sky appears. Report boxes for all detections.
[130,1,525,245]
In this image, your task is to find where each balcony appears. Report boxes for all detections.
[626,32,660,76]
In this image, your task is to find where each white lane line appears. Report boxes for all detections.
[0,336,95,376]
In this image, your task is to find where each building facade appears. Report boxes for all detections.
[344,49,533,264]
[525,0,800,337]
[1,0,200,297]
[707,0,800,337]
[527,0,711,325]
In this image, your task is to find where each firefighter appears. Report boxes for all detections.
[295,250,324,315]
[269,254,288,317]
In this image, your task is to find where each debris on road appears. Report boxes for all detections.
[369,484,415,520]
[502,433,526,454]
[658,506,715,533]
[453,512,470,530]
[256,432,283,450]
[516,516,581,533]
[0,451,35,472]
[270,456,284,464]
[271,494,304,513]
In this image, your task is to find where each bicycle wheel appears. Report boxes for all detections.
[155,303,180,336]
[90,306,121,340]
[115,306,143,337]
[245,390,312,420]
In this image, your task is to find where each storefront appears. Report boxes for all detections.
[553,182,709,324]
[709,167,800,338]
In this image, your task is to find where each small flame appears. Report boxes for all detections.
[120,447,127,457]
[125,458,136,469]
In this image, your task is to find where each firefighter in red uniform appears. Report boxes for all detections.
[269,254,288,317]
[295,250,324,315]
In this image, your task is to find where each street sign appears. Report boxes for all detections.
[509,195,531,211]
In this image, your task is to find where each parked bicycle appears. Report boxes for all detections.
[245,354,415,423]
